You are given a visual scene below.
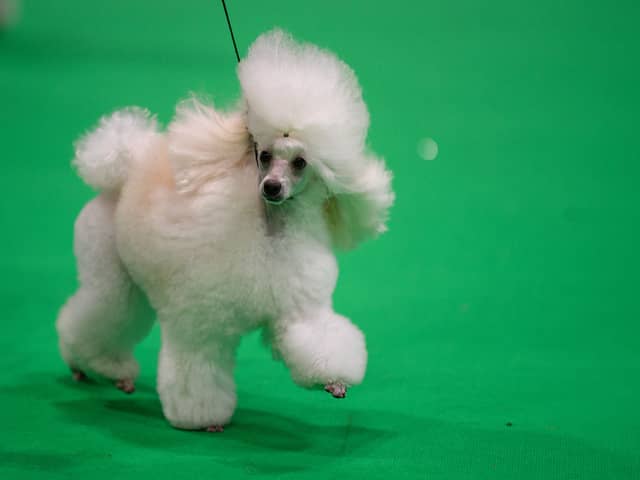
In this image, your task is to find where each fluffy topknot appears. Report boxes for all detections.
[238,29,393,249]
[238,30,369,184]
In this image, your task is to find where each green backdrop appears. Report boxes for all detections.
[1,1,639,478]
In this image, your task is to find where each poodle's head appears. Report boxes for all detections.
[238,29,394,249]
[255,135,313,205]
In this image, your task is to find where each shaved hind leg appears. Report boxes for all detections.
[56,194,154,391]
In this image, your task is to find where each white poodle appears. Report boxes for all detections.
[56,29,394,432]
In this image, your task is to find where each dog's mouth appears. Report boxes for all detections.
[262,193,287,205]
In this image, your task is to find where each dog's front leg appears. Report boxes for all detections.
[156,325,239,432]
[269,308,367,397]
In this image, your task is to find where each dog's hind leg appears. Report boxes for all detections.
[56,193,154,393]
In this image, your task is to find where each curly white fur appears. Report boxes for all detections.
[56,29,394,430]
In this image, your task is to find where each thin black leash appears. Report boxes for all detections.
[220,0,259,167]
[221,0,240,63]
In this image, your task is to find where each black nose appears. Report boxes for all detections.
[262,179,282,198]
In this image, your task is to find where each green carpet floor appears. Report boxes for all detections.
[1,1,639,478]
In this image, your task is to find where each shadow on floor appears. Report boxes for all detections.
[1,372,638,478]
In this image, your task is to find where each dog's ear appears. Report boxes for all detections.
[323,156,394,250]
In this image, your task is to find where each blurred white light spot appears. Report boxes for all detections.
[418,137,439,161]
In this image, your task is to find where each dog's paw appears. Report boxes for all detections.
[206,425,225,433]
[324,382,347,398]
[71,368,87,382]
[115,378,135,394]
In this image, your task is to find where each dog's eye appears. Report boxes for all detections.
[259,151,272,166]
[292,157,307,171]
